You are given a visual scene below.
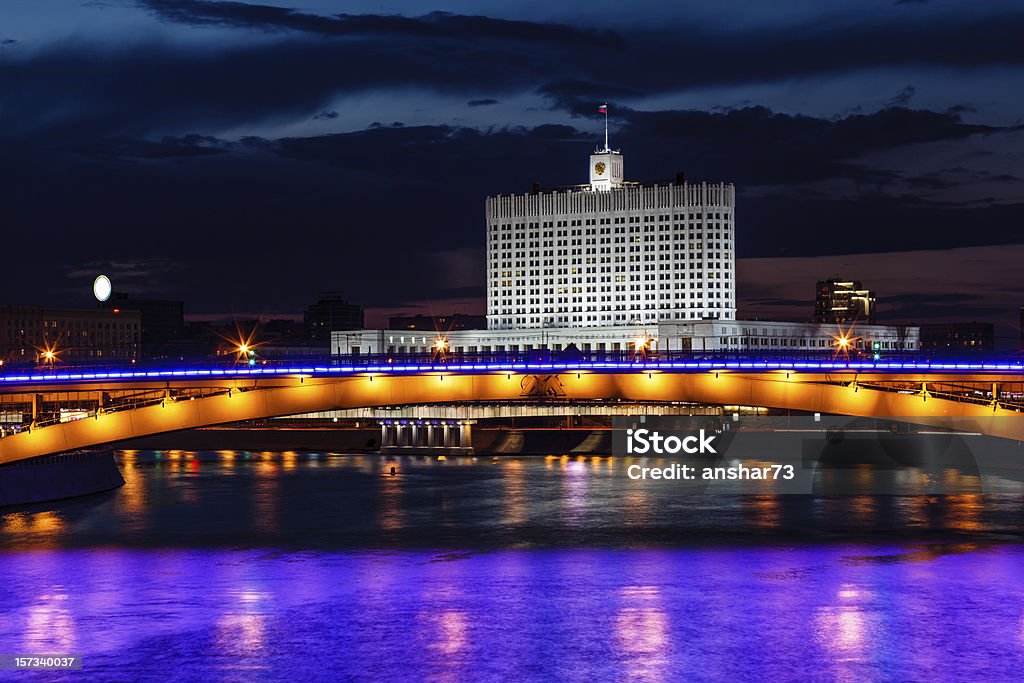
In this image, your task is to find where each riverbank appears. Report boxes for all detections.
[0,448,124,507]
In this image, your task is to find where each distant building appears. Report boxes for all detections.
[389,314,487,332]
[814,279,876,324]
[100,293,184,358]
[0,304,140,364]
[335,320,918,356]
[205,318,304,358]
[920,322,994,354]
[304,292,363,346]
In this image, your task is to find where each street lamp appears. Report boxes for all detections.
[37,342,60,369]
[832,325,861,359]
[632,336,653,359]
[432,337,449,361]
[223,323,261,364]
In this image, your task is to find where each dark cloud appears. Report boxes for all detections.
[947,104,977,114]
[900,168,1023,192]
[537,79,643,105]
[0,35,568,145]
[887,85,916,107]
[63,259,184,296]
[5,6,1024,146]
[901,172,962,191]
[3,3,1023,325]
[70,134,228,161]
[740,297,810,309]
[139,1,623,46]
[4,108,1021,317]
[601,105,998,188]
[884,301,1008,323]
[883,293,977,305]
[738,195,1024,258]
[264,123,589,183]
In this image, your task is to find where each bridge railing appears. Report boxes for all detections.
[3,348,1024,377]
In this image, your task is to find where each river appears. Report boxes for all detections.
[0,450,1022,681]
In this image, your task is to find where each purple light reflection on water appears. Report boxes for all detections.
[0,546,1021,681]
[0,452,1021,680]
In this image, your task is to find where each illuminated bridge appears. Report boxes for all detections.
[1,353,1023,464]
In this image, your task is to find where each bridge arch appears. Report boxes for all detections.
[1,371,1022,464]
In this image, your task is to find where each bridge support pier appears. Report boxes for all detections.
[379,419,474,456]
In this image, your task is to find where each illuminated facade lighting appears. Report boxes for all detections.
[486,144,737,329]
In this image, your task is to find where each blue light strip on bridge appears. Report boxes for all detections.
[1,359,1023,386]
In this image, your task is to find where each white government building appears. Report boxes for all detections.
[487,146,736,328]
[334,136,918,356]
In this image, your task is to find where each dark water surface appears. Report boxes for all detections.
[1,450,1023,681]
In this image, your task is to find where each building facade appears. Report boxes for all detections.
[814,279,877,324]
[486,147,736,329]
[919,322,994,353]
[0,305,141,364]
[334,321,918,356]
[100,293,185,358]
[389,313,487,331]
[304,292,364,346]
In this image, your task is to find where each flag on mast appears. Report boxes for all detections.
[599,103,609,150]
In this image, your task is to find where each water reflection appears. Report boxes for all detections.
[814,603,870,670]
[118,451,146,511]
[622,459,653,528]
[0,451,1020,679]
[24,589,76,652]
[0,452,1021,551]
[418,583,471,683]
[215,587,269,657]
[2,511,65,536]
[743,494,781,529]
[0,544,1018,680]
[502,460,527,527]
[562,458,590,527]
[944,494,984,532]
[379,459,404,531]
[615,586,670,681]
[253,466,280,535]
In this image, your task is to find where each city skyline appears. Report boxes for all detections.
[2,0,1023,340]
[3,5,1024,680]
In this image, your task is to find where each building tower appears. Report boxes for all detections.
[304,292,364,346]
[485,108,736,330]
[813,279,877,324]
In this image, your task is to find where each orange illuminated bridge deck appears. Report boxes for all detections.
[1,353,1023,464]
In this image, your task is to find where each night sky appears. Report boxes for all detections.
[2,1,1023,341]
